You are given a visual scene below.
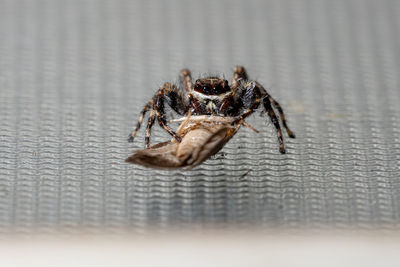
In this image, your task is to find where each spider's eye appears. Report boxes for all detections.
[213,83,229,95]
[213,84,224,95]
[194,84,202,92]
[202,85,211,94]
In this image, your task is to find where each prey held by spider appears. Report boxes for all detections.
[126,66,295,169]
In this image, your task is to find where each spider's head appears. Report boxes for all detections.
[194,78,230,96]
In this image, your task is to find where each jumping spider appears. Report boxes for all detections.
[128,66,295,154]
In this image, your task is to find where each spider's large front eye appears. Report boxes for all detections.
[213,83,229,95]
[213,84,223,95]
[202,85,211,94]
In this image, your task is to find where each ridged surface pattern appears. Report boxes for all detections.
[0,0,399,234]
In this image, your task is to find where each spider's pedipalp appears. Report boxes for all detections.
[188,93,202,114]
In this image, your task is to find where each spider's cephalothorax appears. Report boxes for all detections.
[128,66,295,154]
[192,78,231,115]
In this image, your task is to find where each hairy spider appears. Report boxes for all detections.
[128,66,295,154]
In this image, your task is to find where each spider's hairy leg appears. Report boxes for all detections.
[128,99,153,143]
[231,82,262,124]
[267,95,296,138]
[180,69,193,92]
[231,66,249,89]
[235,81,288,154]
[232,99,261,124]
[263,96,286,154]
[145,110,156,148]
[130,82,188,147]
[154,87,182,143]
[163,82,189,115]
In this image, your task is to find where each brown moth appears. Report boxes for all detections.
[125,115,255,170]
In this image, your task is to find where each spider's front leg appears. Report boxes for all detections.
[128,82,189,148]
[180,69,193,92]
[231,66,249,89]
[233,81,294,154]
[152,85,183,147]
[128,99,153,143]
[231,81,262,124]
[266,95,296,138]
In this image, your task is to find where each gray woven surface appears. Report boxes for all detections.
[0,0,400,234]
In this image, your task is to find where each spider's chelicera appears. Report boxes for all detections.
[128,66,295,153]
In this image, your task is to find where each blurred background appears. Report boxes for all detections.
[0,0,400,265]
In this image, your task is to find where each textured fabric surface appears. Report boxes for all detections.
[0,0,399,234]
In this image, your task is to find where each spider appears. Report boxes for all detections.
[128,66,295,154]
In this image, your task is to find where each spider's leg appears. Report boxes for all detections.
[231,81,261,122]
[232,98,261,124]
[231,66,249,89]
[154,88,182,143]
[145,110,156,148]
[180,69,193,93]
[128,99,153,143]
[134,83,188,147]
[188,93,202,114]
[267,95,296,138]
[263,96,286,154]
[163,82,189,115]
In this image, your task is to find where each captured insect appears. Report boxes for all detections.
[126,113,246,169]
[126,66,295,169]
